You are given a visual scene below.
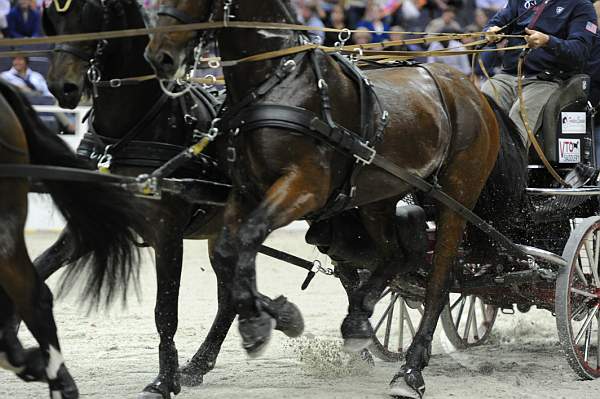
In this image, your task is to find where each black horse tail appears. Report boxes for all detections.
[2,82,155,308]
[469,94,528,247]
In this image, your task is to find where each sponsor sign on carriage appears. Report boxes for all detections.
[558,138,581,163]
[561,112,586,134]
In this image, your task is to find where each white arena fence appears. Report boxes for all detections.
[25,105,307,232]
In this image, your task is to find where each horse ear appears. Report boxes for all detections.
[42,10,56,36]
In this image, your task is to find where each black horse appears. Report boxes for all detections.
[41,1,302,398]
[0,79,158,399]
[145,1,531,398]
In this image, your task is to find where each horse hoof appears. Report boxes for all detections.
[340,314,373,352]
[389,366,425,399]
[137,391,168,399]
[271,296,304,338]
[138,385,170,399]
[343,338,373,353]
[239,311,276,358]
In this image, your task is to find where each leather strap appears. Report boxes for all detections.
[157,5,200,24]
[370,154,528,258]
[528,0,551,30]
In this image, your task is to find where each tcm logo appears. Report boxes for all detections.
[559,139,581,163]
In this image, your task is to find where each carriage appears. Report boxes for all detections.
[369,73,600,380]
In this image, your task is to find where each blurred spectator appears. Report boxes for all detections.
[354,27,373,45]
[465,7,487,32]
[0,0,9,38]
[6,0,42,38]
[425,5,461,33]
[475,0,505,16]
[357,2,390,43]
[1,56,50,97]
[427,34,471,75]
[297,0,326,43]
[324,4,352,46]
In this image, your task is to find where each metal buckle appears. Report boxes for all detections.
[354,142,377,165]
[135,174,160,196]
[184,114,198,125]
[282,59,297,73]
[223,0,235,25]
[86,61,101,84]
[97,145,113,173]
[109,79,122,88]
[226,147,236,162]
[335,28,351,50]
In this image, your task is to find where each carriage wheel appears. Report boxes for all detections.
[368,287,424,362]
[556,216,600,379]
[440,293,498,349]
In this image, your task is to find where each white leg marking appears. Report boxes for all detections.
[46,345,64,379]
[47,346,65,399]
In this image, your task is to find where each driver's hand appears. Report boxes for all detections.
[486,26,503,43]
[524,28,550,48]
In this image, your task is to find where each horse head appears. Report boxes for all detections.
[44,0,148,108]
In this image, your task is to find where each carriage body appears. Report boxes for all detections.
[372,81,600,379]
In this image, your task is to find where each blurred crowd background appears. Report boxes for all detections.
[0,0,504,128]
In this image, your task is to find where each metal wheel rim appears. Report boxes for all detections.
[557,217,600,379]
[368,288,424,362]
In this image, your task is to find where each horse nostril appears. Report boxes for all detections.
[160,51,175,68]
[63,83,79,96]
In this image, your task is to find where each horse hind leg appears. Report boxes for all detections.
[340,200,407,352]
[0,204,78,398]
[391,135,498,399]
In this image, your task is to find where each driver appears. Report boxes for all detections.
[481,0,597,147]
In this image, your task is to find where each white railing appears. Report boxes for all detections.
[26,105,89,231]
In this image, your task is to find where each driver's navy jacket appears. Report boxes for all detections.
[485,0,597,75]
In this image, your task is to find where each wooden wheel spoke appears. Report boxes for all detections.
[398,298,405,352]
[584,322,592,362]
[575,256,590,286]
[463,296,476,341]
[380,288,392,301]
[471,299,480,341]
[373,292,399,334]
[594,232,600,278]
[571,287,597,299]
[450,296,463,311]
[597,312,600,369]
[454,297,467,330]
[383,294,396,348]
[403,301,417,337]
[479,299,488,325]
[584,240,600,288]
[572,302,591,321]
[575,305,600,345]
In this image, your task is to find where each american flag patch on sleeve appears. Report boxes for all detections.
[586,21,598,34]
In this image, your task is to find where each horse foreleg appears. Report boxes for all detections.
[217,169,327,356]
[140,234,184,399]
[391,139,498,399]
[179,238,236,386]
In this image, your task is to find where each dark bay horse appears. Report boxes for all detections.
[41,1,302,398]
[0,79,158,398]
[145,0,512,397]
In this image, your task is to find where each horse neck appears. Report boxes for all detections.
[218,1,299,102]
[91,4,173,142]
